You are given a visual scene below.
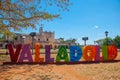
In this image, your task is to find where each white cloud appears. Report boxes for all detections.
[94,25,99,29]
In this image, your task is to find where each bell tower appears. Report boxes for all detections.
[39,27,43,34]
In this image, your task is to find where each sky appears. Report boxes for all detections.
[19,0,120,45]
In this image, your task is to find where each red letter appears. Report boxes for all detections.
[7,44,22,62]
[108,45,117,60]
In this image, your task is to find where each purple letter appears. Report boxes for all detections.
[18,44,33,62]
[45,45,54,62]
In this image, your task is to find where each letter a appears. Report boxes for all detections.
[56,46,69,62]
[18,44,33,62]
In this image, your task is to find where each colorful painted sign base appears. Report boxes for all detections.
[3,60,120,65]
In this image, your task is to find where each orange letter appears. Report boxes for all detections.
[83,46,94,61]
[34,43,44,62]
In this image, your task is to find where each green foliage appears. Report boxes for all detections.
[58,37,65,43]
[113,35,120,49]
[96,35,120,49]
[13,35,18,40]
[95,39,104,46]
[0,0,70,34]
[66,38,76,43]
[58,38,76,44]
[95,37,113,46]
[102,37,114,45]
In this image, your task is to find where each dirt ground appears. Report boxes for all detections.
[0,49,120,80]
[0,62,120,80]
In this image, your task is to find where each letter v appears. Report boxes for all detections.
[7,44,22,62]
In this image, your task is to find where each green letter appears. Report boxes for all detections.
[56,46,69,62]
[102,46,108,60]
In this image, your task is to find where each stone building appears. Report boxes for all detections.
[14,27,60,48]
[0,27,76,49]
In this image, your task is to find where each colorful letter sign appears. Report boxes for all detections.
[5,44,119,64]
[7,44,22,62]
[56,46,69,62]
[83,46,94,61]
[102,46,108,60]
[18,44,33,62]
[45,45,54,62]
[34,43,44,62]
[93,45,103,61]
[70,46,82,62]
[108,45,117,60]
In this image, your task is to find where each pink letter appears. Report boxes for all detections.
[93,45,103,61]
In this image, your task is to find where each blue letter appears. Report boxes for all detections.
[70,46,82,62]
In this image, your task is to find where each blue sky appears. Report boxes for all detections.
[20,0,120,45]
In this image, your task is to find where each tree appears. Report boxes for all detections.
[58,38,77,44]
[113,35,120,49]
[65,38,76,45]
[66,38,76,43]
[102,37,114,45]
[0,0,70,35]
[71,38,76,43]
[58,37,65,43]
[95,39,104,46]
[96,37,113,46]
